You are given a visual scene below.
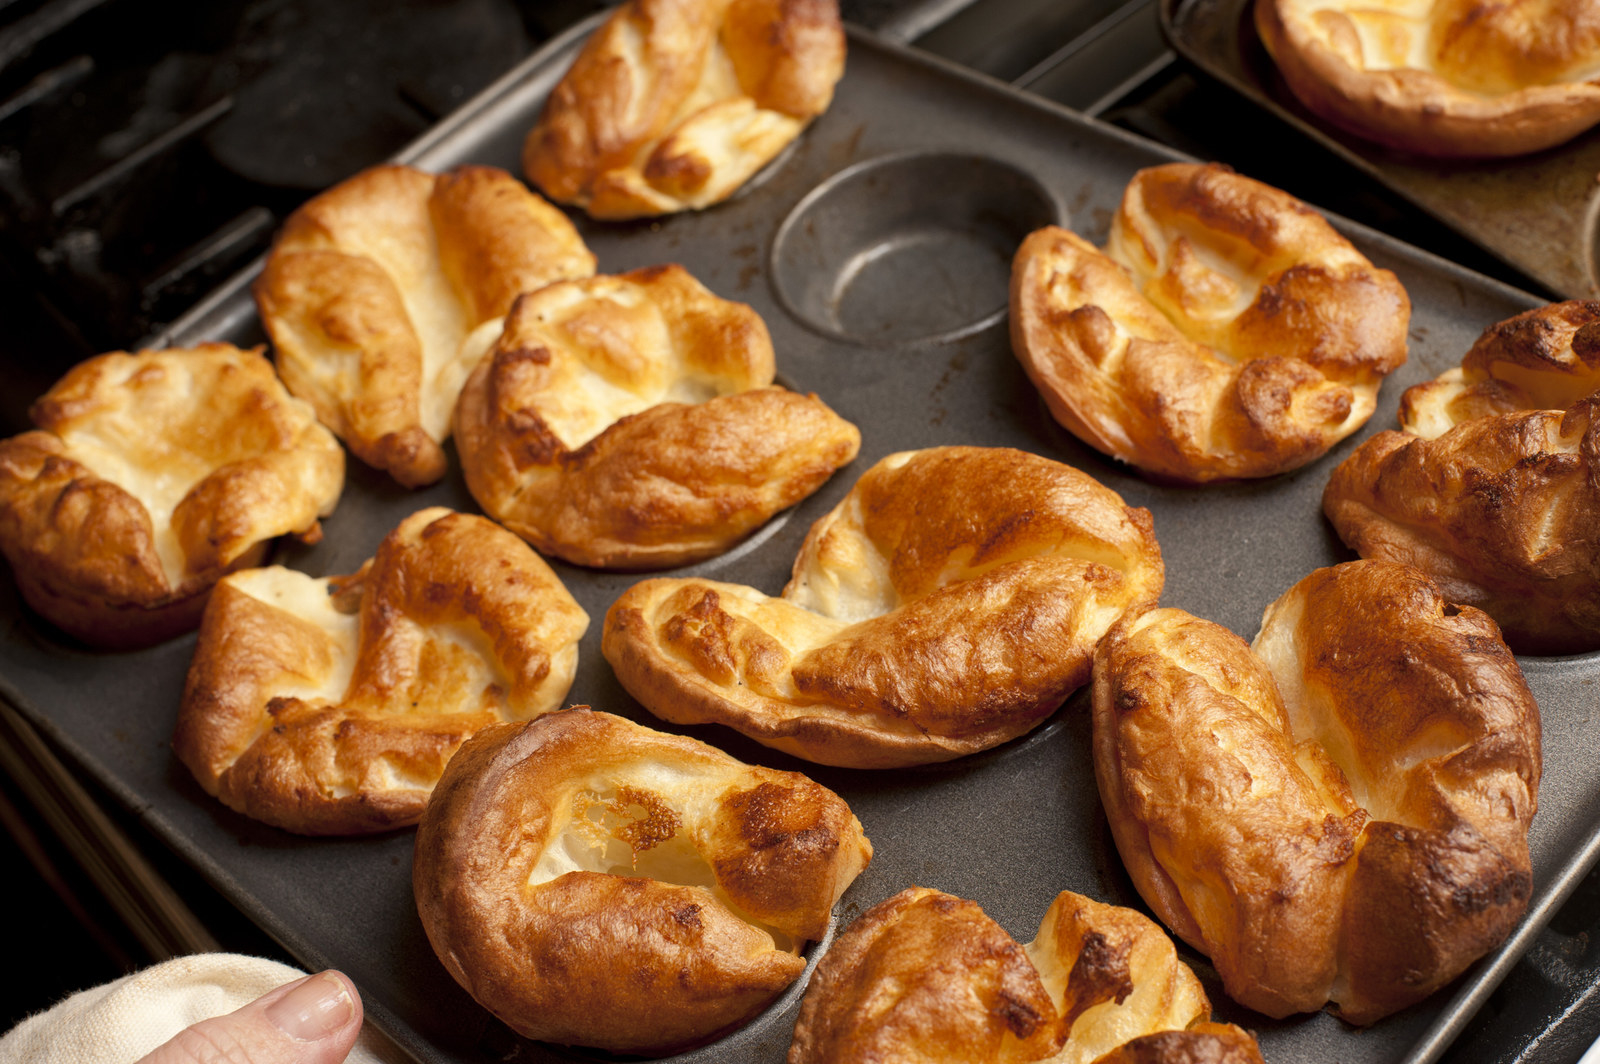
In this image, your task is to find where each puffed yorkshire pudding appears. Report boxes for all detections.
[1010,162,1410,483]
[523,0,845,218]
[255,163,595,488]
[1326,300,1600,653]
[0,343,342,649]
[412,708,872,1054]
[1400,299,1600,437]
[1256,0,1600,157]
[788,886,1265,1064]
[453,262,860,568]
[1093,560,1541,1024]
[604,446,1164,768]
[173,507,587,835]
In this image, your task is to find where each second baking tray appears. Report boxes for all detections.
[1161,0,1600,302]
[2,16,1595,1064]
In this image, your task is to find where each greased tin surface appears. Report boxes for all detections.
[1,19,1594,1064]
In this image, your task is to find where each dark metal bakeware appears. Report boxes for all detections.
[0,15,1594,1064]
[1161,0,1600,302]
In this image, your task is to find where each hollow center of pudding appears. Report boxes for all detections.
[530,782,795,953]
[1105,213,1259,358]
[238,568,515,703]
[59,359,311,586]
[1289,0,1600,93]
[491,280,758,453]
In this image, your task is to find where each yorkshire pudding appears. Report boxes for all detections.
[1256,0,1600,157]
[173,507,587,835]
[1326,300,1600,653]
[1093,560,1540,1024]
[603,446,1164,768]
[523,0,845,218]
[453,262,860,568]
[412,708,872,1054]
[788,886,1265,1064]
[0,343,342,649]
[255,163,595,487]
[1010,162,1409,483]
[1400,299,1600,437]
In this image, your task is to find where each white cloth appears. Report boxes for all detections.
[0,954,403,1064]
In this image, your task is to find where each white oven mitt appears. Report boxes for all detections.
[0,954,403,1064]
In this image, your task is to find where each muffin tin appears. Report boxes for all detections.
[1,15,1596,1064]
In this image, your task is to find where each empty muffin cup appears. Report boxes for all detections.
[771,152,1059,347]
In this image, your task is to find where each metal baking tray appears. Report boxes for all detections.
[2,15,1596,1064]
[1161,0,1600,302]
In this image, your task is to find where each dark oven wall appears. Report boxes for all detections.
[0,0,622,432]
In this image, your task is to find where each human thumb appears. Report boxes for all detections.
[136,970,363,1064]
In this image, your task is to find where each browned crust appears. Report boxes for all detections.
[724,0,847,116]
[1256,0,1600,157]
[173,508,588,834]
[603,446,1165,768]
[455,265,859,568]
[604,581,1030,768]
[1401,300,1600,436]
[1092,561,1540,1023]
[1010,163,1409,483]
[1092,1027,1267,1064]
[412,709,870,1053]
[1324,398,1600,653]
[788,887,1257,1064]
[255,246,446,488]
[522,0,844,218]
[429,164,598,323]
[0,344,342,649]
[789,887,1061,1063]
[255,163,593,487]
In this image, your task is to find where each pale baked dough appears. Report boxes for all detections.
[1326,300,1600,653]
[1093,560,1540,1024]
[1257,0,1600,157]
[788,886,1265,1064]
[1010,163,1410,483]
[523,0,845,218]
[173,507,588,835]
[604,446,1164,768]
[255,163,595,487]
[412,707,872,1054]
[0,343,343,649]
[453,263,860,568]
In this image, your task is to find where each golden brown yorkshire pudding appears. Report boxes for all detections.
[1326,302,1600,653]
[412,708,872,1055]
[523,0,845,219]
[173,507,587,835]
[1256,0,1600,157]
[0,343,342,650]
[255,163,595,488]
[604,446,1164,768]
[1010,163,1410,483]
[788,886,1265,1064]
[454,262,860,569]
[1093,561,1541,1024]
[1400,300,1600,438]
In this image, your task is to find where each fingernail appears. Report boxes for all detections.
[265,972,355,1041]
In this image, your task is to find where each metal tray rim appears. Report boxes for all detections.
[8,16,1591,1064]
